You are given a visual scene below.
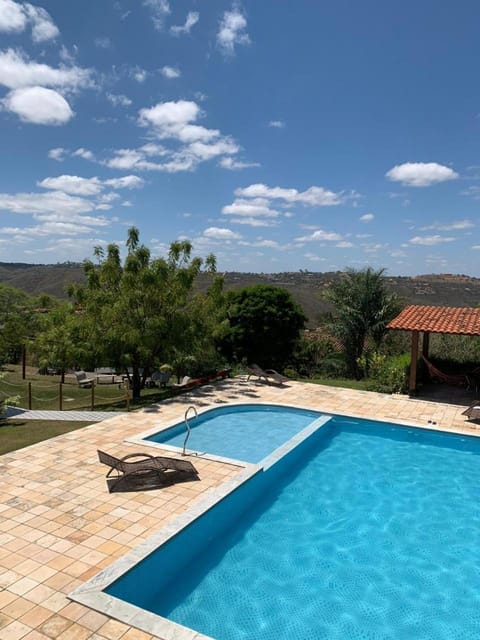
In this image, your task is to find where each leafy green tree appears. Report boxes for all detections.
[325,267,401,378]
[219,284,306,370]
[33,303,82,383]
[68,227,216,399]
[0,285,37,365]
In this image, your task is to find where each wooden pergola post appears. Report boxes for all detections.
[422,331,429,358]
[409,330,419,395]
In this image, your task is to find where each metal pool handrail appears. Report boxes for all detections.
[183,405,198,455]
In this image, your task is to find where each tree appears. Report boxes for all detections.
[33,303,82,383]
[68,227,216,399]
[219,285,306,370]
[324,267,401,378]
[0,285,37,365]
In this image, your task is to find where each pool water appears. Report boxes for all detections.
[111,416,480,639]
[145,404,322,462]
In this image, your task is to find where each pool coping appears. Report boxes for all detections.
[69,410,333,640]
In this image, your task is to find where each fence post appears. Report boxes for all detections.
[125,381,130,412]
[28,382,32,410]
[59,383,63,411]
[91,381,95,411]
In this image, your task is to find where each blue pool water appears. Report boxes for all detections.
[145,404,322,462]
[109,416,480,639]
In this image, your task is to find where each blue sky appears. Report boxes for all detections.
[0,0,479,276]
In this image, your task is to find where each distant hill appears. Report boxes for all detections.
[0,262,479,327]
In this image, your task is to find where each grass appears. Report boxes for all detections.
[0,364,174,412]
[298,375,371,391]
[0,419,94,455]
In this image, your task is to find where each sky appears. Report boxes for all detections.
[0,0,479,276]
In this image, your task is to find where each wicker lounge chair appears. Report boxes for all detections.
[246,364,289,385]
[97,450,198,491]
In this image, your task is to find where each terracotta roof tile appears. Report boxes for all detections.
[387,305,480,335]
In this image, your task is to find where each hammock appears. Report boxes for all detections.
[421,355,468,386]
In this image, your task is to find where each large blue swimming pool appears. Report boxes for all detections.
[106,414,480,639]
[145,404,322,462]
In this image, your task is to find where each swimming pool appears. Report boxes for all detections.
[73,412,480,640]
[141,403,324,463]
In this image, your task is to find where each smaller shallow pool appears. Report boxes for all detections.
[144,404,322,462]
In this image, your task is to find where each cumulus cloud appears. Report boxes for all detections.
[295,229,343,242]
[72,148,95,160]
[235,183,353,207]
[131,66,147,83]
[217,6,250,55]
[386,162,459,187]
[2,86,73,124]
[360,213,374,222]
[0,190,95,215]
[0,0,59,42]
[48,146,66,161]
[409,235,455,246]
[102,100,241,173]
[0,48,92,90]
[269,120,285,128]
[143,0,170,30]
[203,227,241,240]
[161,65,180,78]
[228,217,278,228]
[170,11,199,35]
[222,198,280,218]
[37,174,144,195]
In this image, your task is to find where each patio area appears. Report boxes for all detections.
[0,377,478,640]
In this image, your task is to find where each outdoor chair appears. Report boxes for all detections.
[246,364,289,385]
[173,376,195,389]
[97,449,198,492]
[461,401,480,422]
[73,371,95,388]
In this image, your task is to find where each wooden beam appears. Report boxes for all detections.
[409,330,419,395]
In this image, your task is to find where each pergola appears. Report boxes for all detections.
[387,305,480,395]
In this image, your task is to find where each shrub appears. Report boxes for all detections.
[365,352,410,394]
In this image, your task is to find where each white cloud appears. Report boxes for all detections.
[472,245,480,250]
[24,3,59,42]
[0,0,59,42]
[420,219,474,231]
[304,252,326,262]
[161,65,180,78]
[2,86,73,124]
[269,120,285,128]
[360,213,374,222]
[409,235,455,246]
[229,217,278,227]
[72,147,95,161]
[131,66,147,83]
[217,7,250,55]
[235,183,352,207]
[170,11,199,36]
[48,147,66,161]
[296,229,343,242]
[106,92,132,107]
[0,190,95,215]
[219,157,260,170]
[386,162,459,187]
[0,48,92,90]
[143,0,170,30]
[203,227,241,240]
[336,241,354,248]
[37,174,144,195]
[222,198,280,218]
[94,36,111,49]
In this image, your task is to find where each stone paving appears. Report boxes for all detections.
[1,408,126,422]
[0,377,478,640]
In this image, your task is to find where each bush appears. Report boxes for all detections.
[364,352,410,394]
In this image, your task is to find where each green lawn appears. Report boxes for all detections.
[0,419,94,455]
[0,365,173,412]
[297,376,370,391]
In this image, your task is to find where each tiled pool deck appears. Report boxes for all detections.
[1,377,478,640]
